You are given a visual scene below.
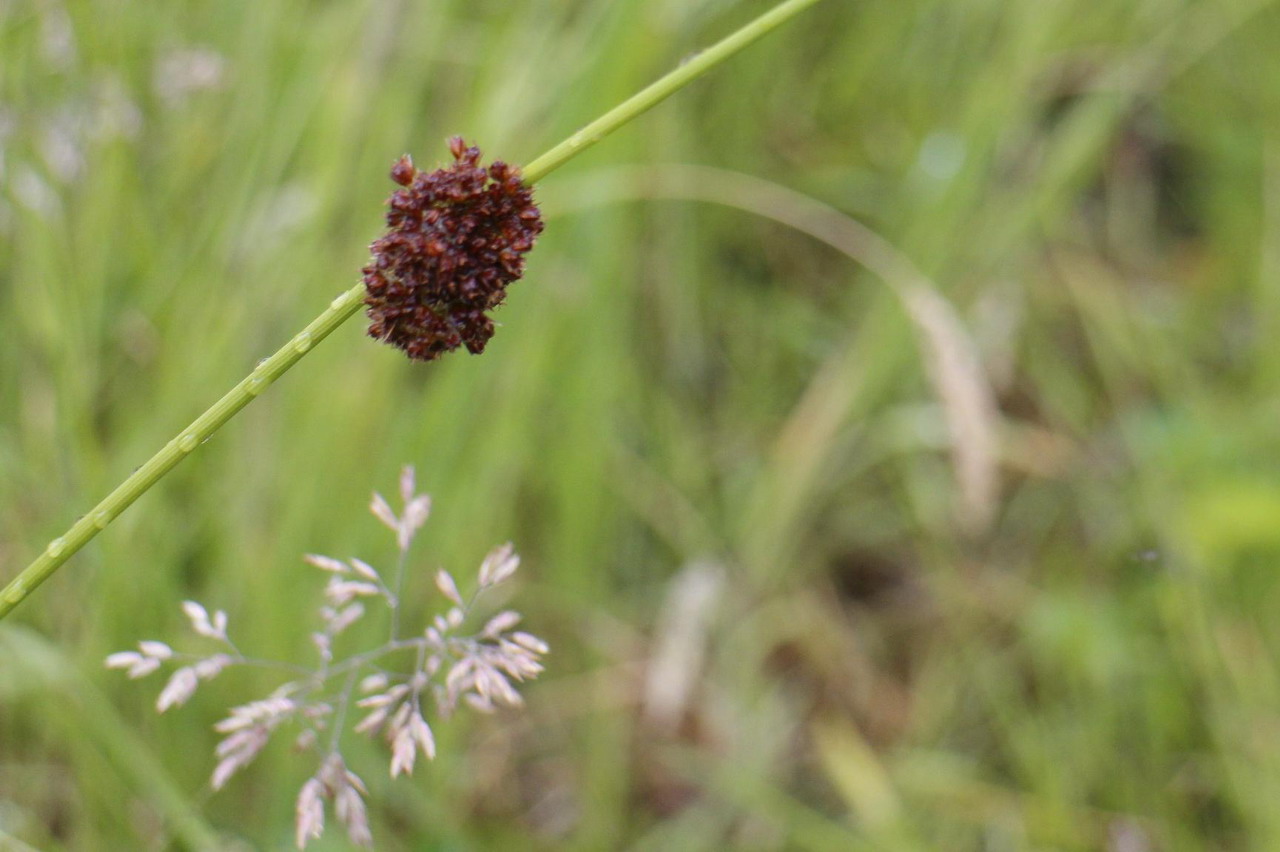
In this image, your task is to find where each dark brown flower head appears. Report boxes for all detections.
[362,137,544,362]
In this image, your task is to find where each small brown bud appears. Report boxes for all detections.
[361,137,544,362]
[389,155,416,187]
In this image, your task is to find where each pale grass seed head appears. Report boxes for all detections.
[104,465,548,849]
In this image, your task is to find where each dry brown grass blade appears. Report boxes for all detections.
[550,164,1002,535]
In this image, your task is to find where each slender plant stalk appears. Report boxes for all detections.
[522,0,825,183]
[0,0,826,620]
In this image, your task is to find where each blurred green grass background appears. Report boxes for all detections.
[4,0,1280,848]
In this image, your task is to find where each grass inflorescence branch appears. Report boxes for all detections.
[0,0,826,620]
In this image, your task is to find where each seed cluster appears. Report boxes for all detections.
[362,137,544,362]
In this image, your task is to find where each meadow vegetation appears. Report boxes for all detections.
[2,0,1280,848]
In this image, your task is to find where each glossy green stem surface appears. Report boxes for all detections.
[522,0,825,184]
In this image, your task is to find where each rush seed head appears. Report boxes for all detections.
[361,137,545,362]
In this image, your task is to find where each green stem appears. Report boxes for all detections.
[522,0,825,184]
[0,0,825,620]
[0,283,367,618]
